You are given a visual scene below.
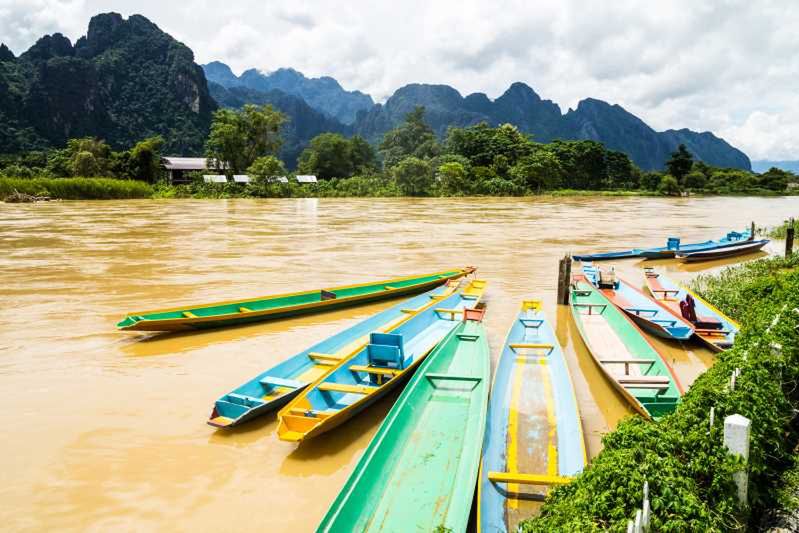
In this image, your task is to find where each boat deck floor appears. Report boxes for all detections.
[580,315,643,379]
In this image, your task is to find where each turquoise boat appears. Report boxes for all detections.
[570,275,683,419]
[276,280,486,442]
[573,229,750,261]
[583,263,694,341]
[317,312,490,532]
[478,301,586,532]
[644,268,739,352]
[208,281,462,428]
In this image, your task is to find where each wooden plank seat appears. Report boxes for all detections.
[572,302,607,315]
[227,392,265,405]
[509,343,554,355]
[435,308,463,319]
[259,376,304,389]
[488,472,573,486]
[519,318,544,329]
[696,328,731,336]
[349,365,401,377]
[317,382,375,395]
[239,306,253,313]
[288,407,332,418]
[617,375,670,384]
[599,358,656,375]
[182,311,197,318]
[625,307,659,316]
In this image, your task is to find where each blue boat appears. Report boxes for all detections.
[478,301,586,533]
[583,264,694,341]
[644,269,739,352]
[207,281,463,428]
[573,229,750,261]
[276,280,487,442]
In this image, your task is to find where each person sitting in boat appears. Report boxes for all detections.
[679,294,722,330]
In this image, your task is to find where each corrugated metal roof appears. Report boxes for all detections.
[163,157,209,170]
[232,175,251,183]
[203,175,228,183]
[296,175,318,183]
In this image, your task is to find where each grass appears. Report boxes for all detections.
[760,217,798,239]
[0,177,153,200]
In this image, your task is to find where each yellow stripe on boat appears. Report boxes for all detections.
[487,472,573,485]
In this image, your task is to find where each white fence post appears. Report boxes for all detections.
[724,414,751,506]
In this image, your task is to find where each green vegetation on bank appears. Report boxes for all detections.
[522,254,799,531]
[1,105,796,200]
[762,217,798,239]
[0,177,152,200]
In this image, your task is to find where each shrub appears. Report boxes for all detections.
[0,177,153,199]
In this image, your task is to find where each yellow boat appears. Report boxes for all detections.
[276,279,487,442]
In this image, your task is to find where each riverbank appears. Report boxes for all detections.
[521,254,799,532]
[4,177,798,201]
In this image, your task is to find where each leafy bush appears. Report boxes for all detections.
[522,255,799,531]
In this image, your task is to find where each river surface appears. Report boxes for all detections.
[0,196,795,532]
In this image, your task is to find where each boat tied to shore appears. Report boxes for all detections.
[116,267,475,332]
[573,229,750,262]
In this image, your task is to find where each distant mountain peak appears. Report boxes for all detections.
[0,43,16,62]
[203,61,373,124]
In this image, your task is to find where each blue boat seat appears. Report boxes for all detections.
[367,332,405,369]
[259,376,304,389]
[667,237,681,250]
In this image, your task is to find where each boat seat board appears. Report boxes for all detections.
[227,393,265,405]
[317,382,376,395]
[259,376,304,389]
[348,365,401,376]
[617,376,670,384]
[487,472,572,486]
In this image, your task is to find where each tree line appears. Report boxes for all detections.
[0,103,794,197]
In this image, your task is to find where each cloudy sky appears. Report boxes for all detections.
[2,0,798,160]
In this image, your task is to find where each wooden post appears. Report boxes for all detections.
[750,221,755,240]
[557,255,572,305]
[786,218,795,258]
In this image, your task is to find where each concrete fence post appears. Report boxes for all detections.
[724,414,751,507]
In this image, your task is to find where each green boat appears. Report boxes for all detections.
[570,275,683,419]
[116,268,474,331]
[317,309,490,532]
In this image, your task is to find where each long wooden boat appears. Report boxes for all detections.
[676,239,769,262]
[582,264,694,341]
[573,229,749,261]
[317,313,490,532]
[116,268,475,331]
[644,269,739,352]
[207,281,462,428]
[276,279,487,442]
[570,275,683,419]
[478,301,586,533]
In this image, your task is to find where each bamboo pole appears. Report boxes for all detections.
[786,218,795,258]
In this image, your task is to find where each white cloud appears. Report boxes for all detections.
[1,0,798,159]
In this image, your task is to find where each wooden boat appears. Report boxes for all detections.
[573,229,749,261]
[276,279,487,442]
[582,264,694,341]
[570,275,683,419]
[644,269,739,352]
[207,281,462,428]
[676,239,769,262]
[116,268,475,331]
[317,312,490,532]
[478,301,586,533]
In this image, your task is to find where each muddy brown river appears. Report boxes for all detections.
[1,196,795,531]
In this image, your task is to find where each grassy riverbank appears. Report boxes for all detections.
[0,177,152,200]
[521,254,799,531]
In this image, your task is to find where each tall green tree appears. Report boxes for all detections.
[436,161,469,195]
[509,150,563,191]
[247,156,287,183]
[206,104,287,174]
[666,144,694,183]
[379,106,438,168]
[445,122,532,169]
[297,133,353,179]
[128,136,164,182]
[392,156,433,196]
[66,137,111,176]
[758,167,791,192]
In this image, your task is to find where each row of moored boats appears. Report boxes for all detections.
[115,228,757,531]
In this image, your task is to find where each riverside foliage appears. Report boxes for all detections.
[1,106,795,199]
[521,254,799,531]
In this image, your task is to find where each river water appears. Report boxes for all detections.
[0,196,795,532]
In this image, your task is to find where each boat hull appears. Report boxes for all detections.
[644,269,739,352]
[276,280,487,442]
[478,301,586,533]
[207,283,460,428]
[317,319,490,532]
[573,229,750,262]
[118,268,474,331]
[677,239,768,262]
[569,276,682,419]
